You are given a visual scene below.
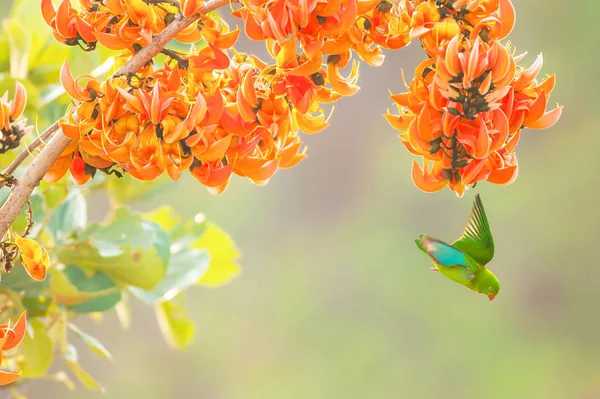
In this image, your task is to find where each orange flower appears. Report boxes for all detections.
[70,151,95,185]
[0,311,27,386]
[41,0,97,49]
[14,235,49,281]
[181,0,205,17]
[9,82,26,123]
[0,82,30,156]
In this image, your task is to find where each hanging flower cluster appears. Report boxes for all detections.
[386,0,563,196]
[0,82,28,155]
[41,0,235,51]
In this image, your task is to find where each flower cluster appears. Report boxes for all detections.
[386,0,562,196]
[408,0,515,56]
[40,0,562,196]
[0,311,26,386]
[47,38,359,193]
[234,0,412,67]
[0,82,28,155]
[41,0,236,51]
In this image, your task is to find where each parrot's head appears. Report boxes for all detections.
[474,270,500,301]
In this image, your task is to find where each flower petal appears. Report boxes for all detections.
[524,106,563,130]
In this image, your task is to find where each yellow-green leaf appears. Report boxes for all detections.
[155,295,195,350]
[107,174,176,205]
[57,208,170,290]
[64,344,104,392]
[22,319,53,377]
[130,248,209,305]
[48,269,113,306]
[115,292,131,330]
[52,371,76,391]
[3,19,30,80]
[57,244,166,290]
[68,323,112,360]
[194,223,241,287]
[48,189,87,242]
[142,206,181,232]
[38,178,69,209]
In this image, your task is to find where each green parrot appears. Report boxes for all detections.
[415,194,500,301]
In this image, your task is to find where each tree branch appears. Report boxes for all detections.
[0,0,235,238]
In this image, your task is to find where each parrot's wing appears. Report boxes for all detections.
[419,235,480,280]
[452,194,494,265]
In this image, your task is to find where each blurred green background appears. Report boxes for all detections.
[3,0,600,398]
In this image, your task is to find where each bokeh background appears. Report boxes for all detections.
[3,0,600,398]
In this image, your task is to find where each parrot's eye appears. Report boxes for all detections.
[488,287,492,292]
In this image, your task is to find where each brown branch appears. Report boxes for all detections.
[0,131,71,240]
[0,0,234,239]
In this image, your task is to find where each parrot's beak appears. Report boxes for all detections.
[488,295,496,301]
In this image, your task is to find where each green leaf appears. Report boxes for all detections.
[194,223,241,287]
[29,50,69,86]
[130,248,209,305]
[38,178,69,209]
[0,37,9,72]
[171,213,208,246]
[57,208,169,289]
[3,19,31,80]
[62,265,121,313]
[0,188,8,207]
[21,295,51,317]
[0,264,49,296]
[22,318,53,377]
[52,371,76,391]
[107,174,177,205]
[114,292,131,330]
[0,76,41,113]
[142,206,181,232]
[68,323,112,360]
[155,294,195,350]
[64,344,105,392]
[81,208,169,264]
[48,190,87,243]
[57,244,167,291]
[48,268,114,306]
[0,146,17,170]
[10,0,53,38]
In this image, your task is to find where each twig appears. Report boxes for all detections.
[113,12,201,77]
[22,199,34,238]
[0,121,60,191]
[0,0,234,239]
[160,48,190,69]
